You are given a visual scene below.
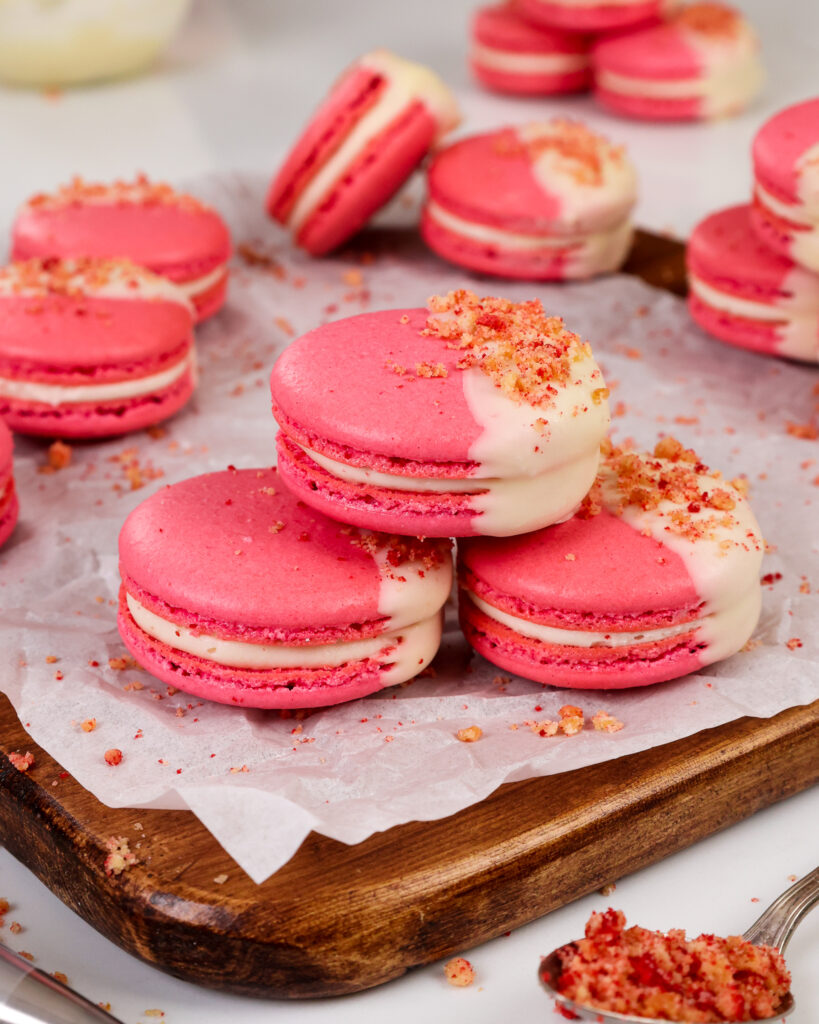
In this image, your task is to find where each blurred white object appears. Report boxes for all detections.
[0,0,192,87]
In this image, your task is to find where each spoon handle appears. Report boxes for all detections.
[742,866,819,952]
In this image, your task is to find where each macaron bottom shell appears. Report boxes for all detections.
[687,293,793,360]
[189,270,228,323]
[471,61,591,96]
[0,482,18,548]
[593,88,702,121]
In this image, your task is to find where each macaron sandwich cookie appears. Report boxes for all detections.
[267,50,460,257]
[687,204,819,362]
[592,2,764,121]
[271,291,611,538]
[0,259,196,438]
[12,176,231,322]
[422,121,637,280]
[515,0,674,33]
[459,438,763,689]
[0,421,18,549]
[118,467,452,709]
[470,5,591,96]
[751,98,819,275]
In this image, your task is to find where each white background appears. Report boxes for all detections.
[0,1,817,1021]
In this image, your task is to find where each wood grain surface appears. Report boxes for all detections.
[1,230,814,999]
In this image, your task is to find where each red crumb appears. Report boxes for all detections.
[786,421,818,440]
[592,711,624,733]
[81,718,97,732]
[786,638,803,650]
[108,656,137,671]
[444,957,475,987]
[38,440,72,474]
[52,971,68,985]
[103,836,137,876]
[553,908,790,1022]
[17,951,34,962]
[495,120,624,188]
[8,751,34,772]
[676,2,742,37]
[45,655,58,664]
[456,726,483,743]
[559,705,584,736]
[104,748,123,766]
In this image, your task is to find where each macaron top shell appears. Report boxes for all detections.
[426,122,637,235]
[687,203,819,306]
[12,176,232,279]
[120,468,452,638]
[473,5,589,53]
[753,97,819,207]
[0,420,12,471]
[0,259,193,376]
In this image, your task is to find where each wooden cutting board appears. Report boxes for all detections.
[1,230,816,999]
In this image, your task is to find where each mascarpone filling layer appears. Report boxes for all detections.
[755,183,819,228]
[126,592,442,684]
[471,44,589,74]
[0,349,195,406]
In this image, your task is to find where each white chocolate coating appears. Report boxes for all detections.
[755,183,819,273]
[796,142,819,220]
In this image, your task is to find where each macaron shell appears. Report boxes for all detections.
[752,98,819,204]
[189,269,228,322]
[593,20,701,80]
[12,201,231,280]
[0,482,19,549]
[475,4,590,52]
[515,0,666,33]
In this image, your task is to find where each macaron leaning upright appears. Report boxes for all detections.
[0,259,196,438]
[751,98,819,275]
[422,121,637,280]
[514,0,674,33]
[0,420,19,549]
[592,2,764,121]
[266,50,460,256]
[470,5,592,96]
[11,175,231,322]
[458,438,764,690]
[271,290,611,539]
[687,204,819,362]
[118,467,453,709]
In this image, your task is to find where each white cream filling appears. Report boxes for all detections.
[425,200,633,276]
[288,51,458,234]
[0,349,194,406]
[688,273,819,360]
[755,183,819,273]
[175,263,228,300]
[796,141,819,219]
[126,592,442,684]
[471,43,589,75]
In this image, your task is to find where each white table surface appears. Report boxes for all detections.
[0,1,817,1021]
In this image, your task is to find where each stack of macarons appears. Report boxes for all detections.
[469,2,764,123]
[118,289,764,709]
[687,97,819,363]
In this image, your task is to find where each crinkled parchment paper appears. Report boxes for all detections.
[1,174,817,883]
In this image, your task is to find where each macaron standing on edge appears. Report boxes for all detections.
[12,176,232,322]
[271,291,611,539]
[422,121,637,280]
[267,49,460,256]
[592,2,764,121]
[687,204,819,362]
[0,259,196,439]
[470,5,592,96]
[752,97,819,275]
[458,438,764,689]
[0,420,18,549]
[118,467,453,709]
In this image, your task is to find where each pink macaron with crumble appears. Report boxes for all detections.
[751,98,819,275]
[458,438,763,690]
[515,0,674,34]
[267,50,459,257]
[118,467,452,709]
[0,421,18,549]
[11,176,231,323]
[422,122,637,280]
[687,204,819,362]
[271,291,611,539]
[592,2,764,121]
[471,5,591,96]
[0,259,196,438]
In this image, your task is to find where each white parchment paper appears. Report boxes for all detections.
[1,173,817,883]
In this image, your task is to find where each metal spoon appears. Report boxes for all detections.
[539,867,819,1023]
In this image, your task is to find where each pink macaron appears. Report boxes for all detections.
[751,98,819,275]
[471,5,592,96]
[422,122,637,280]
[118,466,453,709]
[0,420,18,549]
[0,259,196,438]
[11,176,231,323]
[458,438,763,690]
[267,50,459,257]
[687,204,819,362]
[271,291,611,539]
[515,0,673,34]
[592,2,764,121]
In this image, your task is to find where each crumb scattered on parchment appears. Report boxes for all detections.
[104,748,123,766]
[786,638,803,650]
[81,718,97,732]
[592,711,624,733]
[444,957,475,987]
[38,440,72,474]
[599,882,617,896]
[108,656,138,671]
[456,726,482,743]
[17,950,34,961]
[104,836,137,876]
[52,971,68,984]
